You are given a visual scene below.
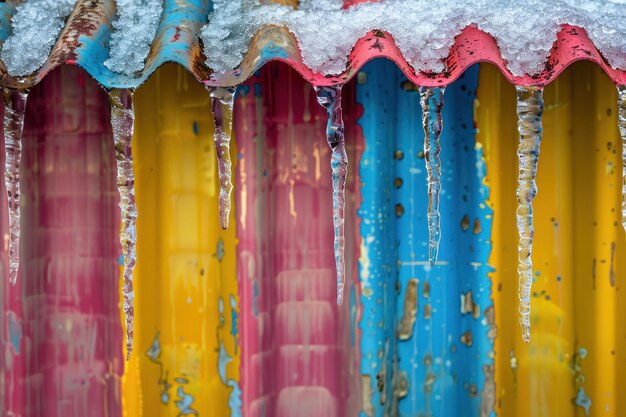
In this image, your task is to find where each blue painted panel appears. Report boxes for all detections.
[356,60,495,417]
[76,0,209,89]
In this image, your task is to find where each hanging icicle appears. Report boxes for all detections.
[109,88,137,360]
[3,88,28,286]
[315,85,347,305]
[209,86,237,230]
[515,86,544,343]
[419,87,445,265]
[618,86,626,233]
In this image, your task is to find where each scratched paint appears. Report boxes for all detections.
[356,60,495,417]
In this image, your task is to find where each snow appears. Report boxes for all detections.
[201,0,626,77]
[104,0,163,76]
[2,0,624,78]
[1,0,75,77]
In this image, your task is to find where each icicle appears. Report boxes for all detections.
[315,85,347,305]
[618,86,626,233]
[515,86,544,343]
[209,86,236,230]
[3,88,28,286]
[109,89,137,360]
[419,87,445,265]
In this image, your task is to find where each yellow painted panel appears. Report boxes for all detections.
[120,64,239,417]
[476,62,625,417]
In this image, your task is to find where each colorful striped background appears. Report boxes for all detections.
[0,59,624,417]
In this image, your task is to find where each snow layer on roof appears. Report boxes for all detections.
[1,0,75,77]
[201,0,626,77]
[104,0,163,76]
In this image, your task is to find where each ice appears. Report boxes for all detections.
[617,85,626,232]
[201,0,626,77]
[209,86,236,230]
[109,89,137,360]
[515,86,544,343]
[3,89,28,286]
[104,0,163,76]
[315,85,347,305]
[419,87,445,265]
[1,0,75,77]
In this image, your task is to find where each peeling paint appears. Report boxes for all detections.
[397,279,418,340]
[175,385,199,416]
[572,347,592,416]
[361,375,375,417]
[479,364,495,417]
[461,290,481,319]
[218,341,232,384]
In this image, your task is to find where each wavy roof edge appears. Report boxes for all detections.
[0,0,625,92]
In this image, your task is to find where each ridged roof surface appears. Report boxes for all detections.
[0,0,625,91]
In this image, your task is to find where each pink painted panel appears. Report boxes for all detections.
[235,63,364,417]
[1,66,122,417]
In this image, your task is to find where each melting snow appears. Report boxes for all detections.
[1,0,75,77]
[202,0,626,77]
[104,0,163,76]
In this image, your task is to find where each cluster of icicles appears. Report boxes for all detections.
[2,82,625,355]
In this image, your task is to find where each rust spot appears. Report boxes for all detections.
[484,306,498,341]
[480,364,496,417]
[401,80,419,92]
[610,241,616,287]
[191,39,213,82]
[424,372,436,393]
[461,330,473,346]
[171,26,181,42]
[394,177,403,188]
[423,304,432,320]
[461,290,480,319]
[395,203,405,218]
[592,258,597,290]
[372,29,386,38]
[361,375,375,417]
[461,214,470,231]
[424,355,432,366]
[423,281,430,298]
[394,371,409,399]
[473,218,482,234]
[394,149,404,160]
[377,361,387,405]
[369,37,384,52]
[397,279,418,340]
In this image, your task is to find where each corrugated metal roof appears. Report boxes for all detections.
[0,0,625,91]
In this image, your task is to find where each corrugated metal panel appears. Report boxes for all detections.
[233,63,363,417]
[0,1,624,417]
[1,65,123,417]
[0,0,624,90]
[476,61,626,417]
[355,61,494,417]
[125,63,240,417]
